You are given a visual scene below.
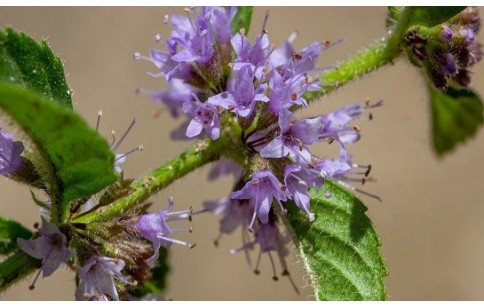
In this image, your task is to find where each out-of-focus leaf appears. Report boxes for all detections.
[430,86,483,156]
[231,7,253,35]
[409,7,466,27]
[0,217,32,255]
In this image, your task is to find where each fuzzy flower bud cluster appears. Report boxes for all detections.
[137,7,380,282]
[405,7,482,89]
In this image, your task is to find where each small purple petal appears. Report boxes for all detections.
[17,217,72,278]
[0,128,24,175]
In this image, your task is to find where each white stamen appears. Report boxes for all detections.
[96,110,102,132]
[112,118,136,151]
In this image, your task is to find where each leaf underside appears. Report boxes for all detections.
[430,86,483,156]
[0,82,117,222]
[284,180,387,300]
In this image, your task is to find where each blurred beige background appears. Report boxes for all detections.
[0,7,483,300]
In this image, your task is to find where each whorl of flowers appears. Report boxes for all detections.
[136,7,380,282]
[406,7,482,89]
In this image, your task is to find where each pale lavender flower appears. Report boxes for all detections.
[170,14,214,64]
[319,100,381,145]
[183,94,221,140]
[284,164,324,222]
[266,70,318,114]
[133,197,195,264]
[203,198,253,239]
[260,109,321,163]
[205,6,237,45]
[208,65,268,118]
[0,128,24,175]
[207,158,243,181]
[17,217,72,278]
[139,78,197,118]
[314,148,381,202]
[75,255,130,301]
[230,221,298,291]
[231,12,272,76]
[270,39,322,79]
[231,170,289,231]
[460,28,475,45]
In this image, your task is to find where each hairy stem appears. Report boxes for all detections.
[305,7,414,103]
[73,138,226,223]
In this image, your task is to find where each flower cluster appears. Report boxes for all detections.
[137,7,379,282]
[406,7,482,89]
[18,194,194,300]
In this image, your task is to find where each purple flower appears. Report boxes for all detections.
[133,197,195,264]
[231,170,289,231]
[139,78,197,118]
[75,255,130,301]
[231,222,297,287]
[266,70,318,114]
[170,14,214,64]
[460,28,475,45]
[260,109,321,163]
[441,25,453,42]
[314,148,381,202]
[270,39,322,79]
[203,198,253,239]
[441,53,458,75]
[284,164,324,222]
[208,65,268,118]
[207,158,243,181]
[206,7,237,45]
[231,12,272,76]
[182,95,221,140]
[319,100,381,145]
[0,128,24,175]
[17,217,72,278]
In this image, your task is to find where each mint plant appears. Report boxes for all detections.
[0,7,482,301]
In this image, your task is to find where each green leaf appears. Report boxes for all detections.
[0,27,72,108]
[430,86,483,156]
[0,250,40,293]
[409,7,466,27]
[0,81,117,223]
[231,7,253,35]
[0,217,32,255]
[283,180,387,300]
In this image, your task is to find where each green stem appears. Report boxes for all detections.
[0,251,40,293]
[305,7,414,103]
[73,138,226,224]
